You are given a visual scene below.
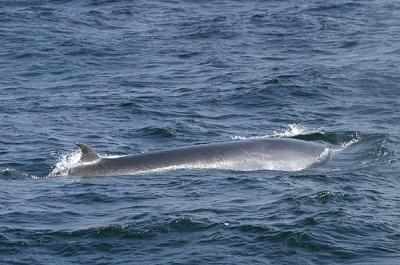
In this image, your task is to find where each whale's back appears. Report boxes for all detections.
[68,138,328,176]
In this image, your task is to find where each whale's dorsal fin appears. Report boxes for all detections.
[75,142,100,163]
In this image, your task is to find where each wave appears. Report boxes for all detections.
[231,123,360,148]
[137,126,176,138]
[0,168,37,180]
[1,216,214,240]
[230,123,313,140]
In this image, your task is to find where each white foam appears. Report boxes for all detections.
[340,132,360,148]
[317,148,333,163]
[273,123,311,137]
[0,168,37,179]
[49,150,81,177]
[231,123,321,140]
[49,150,139,177]
[331,132,361,153]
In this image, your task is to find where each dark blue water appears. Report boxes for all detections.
[1,0,399,264]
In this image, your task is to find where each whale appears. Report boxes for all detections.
[67,138,330,177]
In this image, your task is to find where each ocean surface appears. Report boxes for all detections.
[1,0,399,264]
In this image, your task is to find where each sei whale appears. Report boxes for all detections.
[67,138,330,177]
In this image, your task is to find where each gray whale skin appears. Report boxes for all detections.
[67,138,328,177]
